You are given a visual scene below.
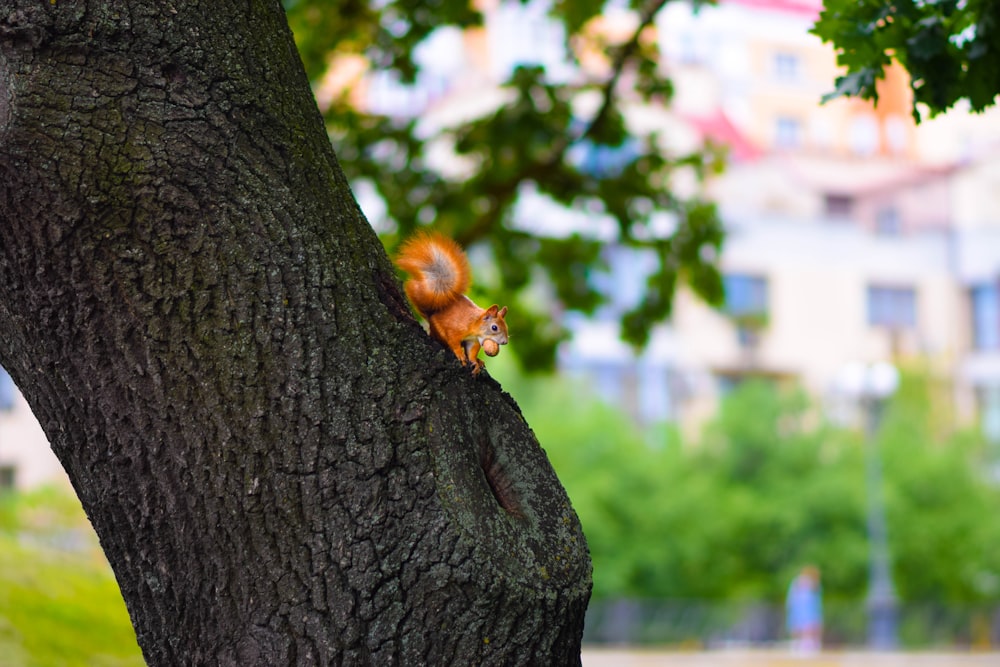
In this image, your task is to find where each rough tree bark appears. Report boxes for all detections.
[0,1,591,664]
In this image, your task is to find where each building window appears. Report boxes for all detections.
[725,274,769,319]
[0,366,15,412]
[867,285,916,329]
[875,206,901,236]
[809,115,834,149]
[775,116,802,149]
[638,365,674,424]
[849,114,879,156]
[0,466,14,492]
[971,284,1000,351]
[773,52,800,81]
[979,385,1000,444]
[824,193,854,219]
[884,115,909,154]
[678,32,701,65]
[725,274,769,347]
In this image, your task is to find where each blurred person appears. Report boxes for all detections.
[786,565,822,655]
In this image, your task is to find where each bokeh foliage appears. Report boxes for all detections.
[283,0,726,369]
[493,358,1000,604]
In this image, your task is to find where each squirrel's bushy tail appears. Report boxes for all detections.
[396,232,471,313]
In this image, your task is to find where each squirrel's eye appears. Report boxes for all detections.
[491,324,498,332]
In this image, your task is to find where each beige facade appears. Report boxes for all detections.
[0,385,66,491]
[559,0,1000,437]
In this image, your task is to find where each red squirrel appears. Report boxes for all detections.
[396,232,509,374]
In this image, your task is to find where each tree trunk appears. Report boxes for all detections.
[0,1,591,664]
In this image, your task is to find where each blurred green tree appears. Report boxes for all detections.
[812,0,1000,120]
[284,0,726,368]
[508,364,1000,606]
[878,370,1000,604]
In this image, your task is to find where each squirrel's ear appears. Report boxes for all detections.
[498,306,508,318]
[486,305,499,316]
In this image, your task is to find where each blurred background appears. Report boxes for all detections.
[4,0,1000,663]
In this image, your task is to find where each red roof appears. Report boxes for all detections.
[721,0,823,19]
[683,110,761,162]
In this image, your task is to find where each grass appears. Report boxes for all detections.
[0,488,144,667]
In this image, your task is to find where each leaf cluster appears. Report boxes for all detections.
[284,0,726,369]
[812,0,1000,120]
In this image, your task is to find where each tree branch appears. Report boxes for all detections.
[459,0,671,247]
[575,0,670,146]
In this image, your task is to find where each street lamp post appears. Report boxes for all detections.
[836,361,899,650]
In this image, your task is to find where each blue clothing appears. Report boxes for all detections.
[786,575,822,632]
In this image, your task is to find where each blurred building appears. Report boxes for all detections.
[555,0,1000,442]
[6,0,1000,489]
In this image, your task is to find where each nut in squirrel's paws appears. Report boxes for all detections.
[482,339,500,357]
